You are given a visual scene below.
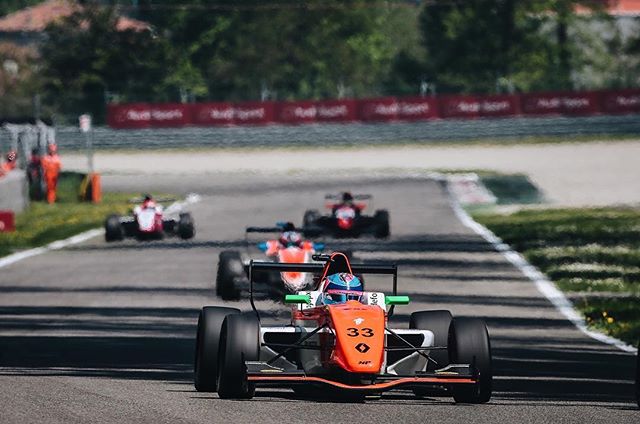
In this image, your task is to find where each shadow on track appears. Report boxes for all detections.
[0,305,198,381]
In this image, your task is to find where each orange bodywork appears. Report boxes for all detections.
[327,301,385,374]
[278,247,309,284]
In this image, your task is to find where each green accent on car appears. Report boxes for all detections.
[386,295,410,305]
[284,294,311,304]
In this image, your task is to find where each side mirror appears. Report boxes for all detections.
[385,295,410,305]
[284,294,311,305]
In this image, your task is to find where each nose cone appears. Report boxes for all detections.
[328,301,385,373]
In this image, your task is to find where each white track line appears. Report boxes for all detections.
[448,179,637,354]
[0,193,201,270]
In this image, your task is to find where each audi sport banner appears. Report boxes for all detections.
[192,102,234,126]
[107,103,152,129]
[440,95,520,118]
[359,97,399,122]
[149,103,191,127]
[316,99,358,122]
[276,100,317,124]
[602,89,640,114]
[397,97,439,120]
[107,89,640,128]
[521,91,601,115]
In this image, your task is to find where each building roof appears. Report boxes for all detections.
[577,0,640,16]
[0,0,150,33]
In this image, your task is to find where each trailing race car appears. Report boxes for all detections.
[302,192,390,238]
[104,194,195,242]
[216,222,325,300]
[195,252,492,403]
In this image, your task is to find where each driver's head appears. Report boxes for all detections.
[5,151,16,162]
[320,273,363,304]
[47,144,57,154]
[342,192,354,203]
[281,222,296,232]
[142,193,153,202]
[279,230,302,248]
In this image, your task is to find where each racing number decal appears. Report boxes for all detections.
[346,327,374,337]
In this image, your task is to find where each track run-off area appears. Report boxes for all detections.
[1,145,639,422]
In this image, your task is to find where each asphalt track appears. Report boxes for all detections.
[0,175,637,423]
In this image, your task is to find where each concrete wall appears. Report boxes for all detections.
[0,170,29,213]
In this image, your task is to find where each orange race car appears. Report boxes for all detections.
[196,252,492,402]
[215,222,326,300]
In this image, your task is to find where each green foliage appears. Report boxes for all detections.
[578,297,640,345]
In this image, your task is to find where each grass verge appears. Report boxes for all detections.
[0,172,168,258]
[473,207,640,345]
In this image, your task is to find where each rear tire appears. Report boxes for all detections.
[194,306,240,392]
[449,317,492,404]
[373,210,390,238]
[104,215,124,242]
[216,251,246,300]
[303,209,320,228]
[217,313,260,399]
[178,213,195,239]
[410,310,452,397]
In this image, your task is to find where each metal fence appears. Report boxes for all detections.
[52,114,640,150]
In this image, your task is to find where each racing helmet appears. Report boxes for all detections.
[5,151,16,162]
[279,230,302,248]
[342,192,354,203]
[47,144,58,154]
[320,273,363,304]
[143,193,153,202]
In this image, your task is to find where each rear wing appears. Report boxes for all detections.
[246,225,322,239]
[324,194,372,200]
[248,259,399,319]
[245,226,283,234]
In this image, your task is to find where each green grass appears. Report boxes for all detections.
[473,207,640,345]
[0,172,164,257]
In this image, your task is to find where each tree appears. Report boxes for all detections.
[40,3,186,122]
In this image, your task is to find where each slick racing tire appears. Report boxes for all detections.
[178,212,195,239]
[104,215,124,242]
[194,306,240,392]
[303,209,321,228]
[217,313,260,399]
[373,210,390,239]
[449,317,492,404]
[216,251,245,300]
[410,310,452,397]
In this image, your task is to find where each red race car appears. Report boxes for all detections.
[195,252,492,402]
[104,194,194,241]
[302,192,390,238]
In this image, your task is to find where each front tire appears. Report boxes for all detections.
[410,310,452,397]
[449,317,492,404]
[373,210,390,238]
[194,306,240,392]
[216,251,245,300]
[104,215,124,242]
[178,213,195,239]
[217,313,260,399]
